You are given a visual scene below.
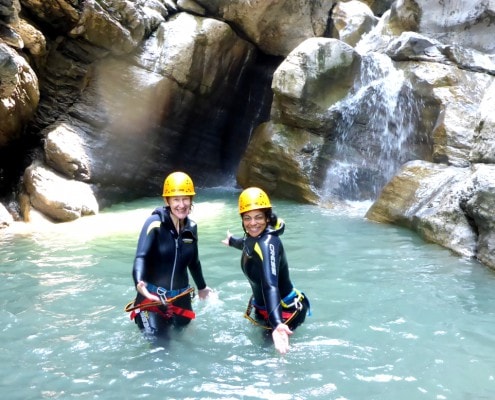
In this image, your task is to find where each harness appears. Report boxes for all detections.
[124,286,196,320]
[244,288,306,330]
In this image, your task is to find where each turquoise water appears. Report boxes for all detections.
[1,188,495,399]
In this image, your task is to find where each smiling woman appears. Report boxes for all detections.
[222,187,311,354]
[130,171,213,338]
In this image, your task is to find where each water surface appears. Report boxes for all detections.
[1,189,494,399]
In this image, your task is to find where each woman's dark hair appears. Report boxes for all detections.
[265,209,277,227]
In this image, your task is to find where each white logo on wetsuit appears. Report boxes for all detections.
[269,243,276,275]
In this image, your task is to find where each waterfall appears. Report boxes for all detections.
[322,52,421,201]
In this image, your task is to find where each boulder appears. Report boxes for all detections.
[399,61,495,167]
[193,0,335,56]
[271,37,361,132]
[464,164,495,269]
[391,0,495,54]
[0,43,39,146]
[237,121,323,203]
[366,160,495,268]
[332,0,378,47]
[23,163,98,222]
[470,80,495,163]
[44,122,91,181]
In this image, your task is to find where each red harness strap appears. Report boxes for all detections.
[255,308,294,321]
[129,298,196,320]
[167,304,196,319]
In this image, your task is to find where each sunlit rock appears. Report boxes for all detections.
[0,43,39,146]
[384,32,448,62]
[19,0,169,134]
[271,37,360,132]
[23,163,98,222]
[17,10,256,210]
[134,13,254,94]
[2,0,495,272]
[193,0,334,56]
[443,45,495,76]
[366,160,477,258]
[19,0,80,29]
[400,62,494,167]
[44,122,91,181]
[367,161,495,268]
[332,0,378,47]
[20,0,166,55]
[16,17,46,56]
[68,1,157,55]
[470,80,495,163]
[392,0,495,54]
[0,0,46,55]
[464,164,495,269]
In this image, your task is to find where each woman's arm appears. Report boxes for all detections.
[132,215,161,284]
[222,230,244,250]
[258,235,285,328]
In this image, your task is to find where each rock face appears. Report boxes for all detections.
[193,0,336,56]
[0,0,495,270]
[0,42,39,146]
[365,161,477,257]
[237,122,323,204]
[1,2,261,217]
[48,11,257,205]
[365,162,495,267]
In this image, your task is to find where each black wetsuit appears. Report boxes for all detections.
[132,206,207,333]
[228,219,309,330]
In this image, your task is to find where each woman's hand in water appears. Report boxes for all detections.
[272,323,293,354]
[198,286,213,300]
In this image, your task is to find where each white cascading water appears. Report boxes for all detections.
[322,49,421,200]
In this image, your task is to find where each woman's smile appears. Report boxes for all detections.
[168,196,192,220]
[242,210,267,237]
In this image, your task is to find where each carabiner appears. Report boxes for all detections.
[156,287,168,304]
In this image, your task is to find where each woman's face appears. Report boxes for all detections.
[242,209,268,237]
[167,196,192,221]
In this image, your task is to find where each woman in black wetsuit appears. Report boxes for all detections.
[222,187,310,354]
[130,171,212,336]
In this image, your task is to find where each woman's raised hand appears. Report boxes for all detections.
[221,230,232,246]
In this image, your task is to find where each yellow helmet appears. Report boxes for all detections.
[238,187,271,214]
[162,172,196,197]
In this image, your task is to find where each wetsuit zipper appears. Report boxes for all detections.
[169,237,179,291]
